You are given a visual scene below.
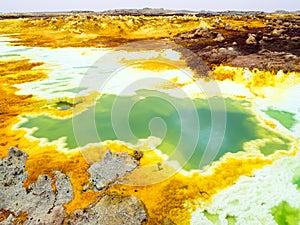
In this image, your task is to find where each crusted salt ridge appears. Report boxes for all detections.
[191,146,300,225]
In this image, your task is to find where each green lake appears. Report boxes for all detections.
[19,90,291,170]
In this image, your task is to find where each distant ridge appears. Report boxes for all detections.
[0,8,299,19]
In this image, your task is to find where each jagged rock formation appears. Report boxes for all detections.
[88,150,139,191]
[0,147,73,224]
[0,147,147,225]
[64,195,147,225]
[174,16,300,72]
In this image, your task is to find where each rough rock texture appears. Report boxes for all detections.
[24,171,73,225]
[0,147,147,225]
[174,16,300,72]
[96,195,147,225]
[0,214,14,225]
[246,33,257,45]
[0,147,74,224]
[88,150,139,191]
[64,195,147,225]
[160,218,176,225]
[0,146,27,189]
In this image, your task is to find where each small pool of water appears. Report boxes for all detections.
[264,108,297,130]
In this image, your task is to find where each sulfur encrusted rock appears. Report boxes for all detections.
[0,146,28,186]
[0,147,73,224]
[0,147,147,225]
[24,171,73,225]
[88,150,139,191]
[96,195,147,225]
[0,146,30,215]
[64,195,147,225]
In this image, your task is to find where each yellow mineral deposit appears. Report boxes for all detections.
[0,14,270,48]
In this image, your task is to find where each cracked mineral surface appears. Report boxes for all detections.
[65,195,147,225]
[0,147,147,224]
[0,147,73,224]
[88,150,139,191]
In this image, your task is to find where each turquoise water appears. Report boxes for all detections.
[0,53,20,58]
[52,87,87,94]
[264,108,297,130]
[19,90,291,169]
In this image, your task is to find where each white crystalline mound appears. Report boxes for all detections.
[191,150,300,225]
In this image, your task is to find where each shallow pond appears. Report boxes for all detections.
[19,90,291,170]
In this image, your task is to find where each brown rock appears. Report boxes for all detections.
[246,33,257,45]
[243,24,248,29]
[291,36,300,41]
[96,195,147,225]
[64,195,147,225]
[271,29,285,37]
[214,33,225,42]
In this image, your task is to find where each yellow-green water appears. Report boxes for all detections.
[19,90,291,170]
[264,108,297,130]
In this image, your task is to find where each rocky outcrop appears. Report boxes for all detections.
[245,33,257,45]
[88,150,139,191]
[0,147,73,224]
[174,16,300,72]
[0,147,147,225]
[65,195,147,225]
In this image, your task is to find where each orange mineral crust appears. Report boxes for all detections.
[110,156,272,224]
[0,59,99,212]
[0,59,47,156]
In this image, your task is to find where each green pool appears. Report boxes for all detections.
[19,90,292,170]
